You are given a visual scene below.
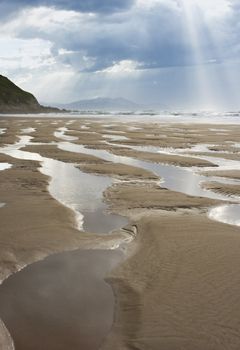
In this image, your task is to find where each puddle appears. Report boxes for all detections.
[20,128,36,134]
[42,159,127,233]
[0,248,123,350]
[0,203,5,208]
[124,143,227,155]
[54,127,78,141]
[124,144,168,153]
[209,128,229,132]
[209,204,240,226]
[128,126,142,131]
[103,134,128,141]
[0,163,12,171]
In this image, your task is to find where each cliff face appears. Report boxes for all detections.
[0,75,59,113]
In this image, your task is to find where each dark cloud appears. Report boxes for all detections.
[0,0,134,18]
[51,6,199,72]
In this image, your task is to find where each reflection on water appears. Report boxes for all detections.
[58,140,240,229]
[42,159,127,233]
[58,141,230,201]
[209,204,240,226]
[54,127,78,141]
[21,127,36,134]
[113,142,240,188]
[128,126,142,131]
[103,134,128,141]
[0,163,12,218]
[127,143,223,155]
[0,163,12,171]
[209,128,229,132]
[0,248,123,350]
[0,137,127,233]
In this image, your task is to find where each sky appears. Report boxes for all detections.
[0,0,240,110]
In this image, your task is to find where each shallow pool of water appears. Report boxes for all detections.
[58,141,231,202]
[42,158,127,233]
[54,127,78,141]
[209,204,240,226]
[21,127,36,134]
[0,249,123,350]
[0,163,12,171]
[103,134,129,141]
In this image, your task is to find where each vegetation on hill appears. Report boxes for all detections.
[0,75,60,113]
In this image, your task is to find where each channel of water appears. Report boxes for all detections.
[58,141,235,202]
[100,138,240,226]
[0,136,127,234]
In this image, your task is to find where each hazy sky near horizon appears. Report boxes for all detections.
[0,0,240,110]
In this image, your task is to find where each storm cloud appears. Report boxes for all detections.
[0,0,134,19]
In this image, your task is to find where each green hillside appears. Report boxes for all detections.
[0,75,59,113]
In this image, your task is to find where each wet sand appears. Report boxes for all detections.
[0,116,240,349]
[202,181,240,198]
[201,170,240,180]
[102,213,240,350]
[105,181,219,215]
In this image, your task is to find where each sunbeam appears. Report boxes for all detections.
[180,0,219,109]
[178,0,238,111]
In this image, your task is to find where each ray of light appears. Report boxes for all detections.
[180,0,218,110]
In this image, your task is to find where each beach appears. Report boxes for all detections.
[0,115,239,349]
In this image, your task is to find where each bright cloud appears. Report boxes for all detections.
[0,37,53,70]
[180,0,232,18]
[100,60,140,74]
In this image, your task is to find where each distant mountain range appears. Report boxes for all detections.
[0,75,60,114]
[53,97,141,111]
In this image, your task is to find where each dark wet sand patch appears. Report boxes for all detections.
[201,170,240,180]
